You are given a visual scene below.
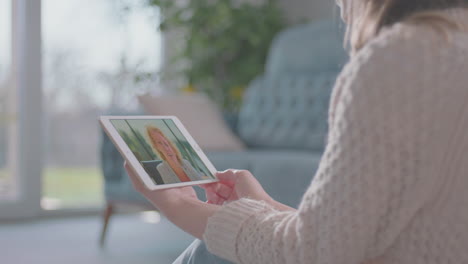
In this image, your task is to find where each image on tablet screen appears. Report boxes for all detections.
[110,119,214,185]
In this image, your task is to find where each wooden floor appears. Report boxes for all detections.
[0,213,194,264]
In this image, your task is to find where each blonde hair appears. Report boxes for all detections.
[347,0,468,53]
[146,126,183,162]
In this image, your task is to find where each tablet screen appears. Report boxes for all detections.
[110,118,215,185]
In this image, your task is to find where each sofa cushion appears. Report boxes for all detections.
[237,73,336,151]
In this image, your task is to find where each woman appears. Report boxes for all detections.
[126,0,468,263]
[146,126,203,184]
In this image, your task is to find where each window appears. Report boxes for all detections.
[0,0,14,200]
[42,0,162,209]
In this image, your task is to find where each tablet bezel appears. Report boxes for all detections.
[100,115,218,190]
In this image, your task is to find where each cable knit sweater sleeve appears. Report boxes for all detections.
[203,27,446,264]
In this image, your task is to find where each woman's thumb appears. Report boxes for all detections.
[215,169,238,185]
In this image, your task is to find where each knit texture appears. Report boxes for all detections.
[203,9,468,264]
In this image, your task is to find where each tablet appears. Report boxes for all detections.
[100,116,218,190]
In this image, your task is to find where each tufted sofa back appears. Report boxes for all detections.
[237,20,348,151]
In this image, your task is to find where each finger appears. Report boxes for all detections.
[124,161,136,177]
[205,183,228,203]
[207,192,225,205]
[199,183,219,197]
[215,170,237,187]
[216,183,234,200]
[212,194,224,205]
[199,182,218,191]
[205,188,221,204]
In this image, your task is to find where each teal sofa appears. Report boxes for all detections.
[99,19,348,246]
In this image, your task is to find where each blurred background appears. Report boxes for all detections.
[0,0,343,263]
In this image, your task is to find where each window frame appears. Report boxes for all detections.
[0,0,43,219]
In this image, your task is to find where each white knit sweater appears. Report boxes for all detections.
[203,9,468,264]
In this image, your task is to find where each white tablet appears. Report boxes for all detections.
[100,116,218,190]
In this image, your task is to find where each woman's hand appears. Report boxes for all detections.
[124,162,197,216]
[124,161,220,239]
[202,169,295,211]
[202,169,272,204]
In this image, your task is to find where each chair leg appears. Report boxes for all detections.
[99,203,114,248]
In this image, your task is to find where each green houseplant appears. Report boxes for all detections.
[147,0,286,112]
